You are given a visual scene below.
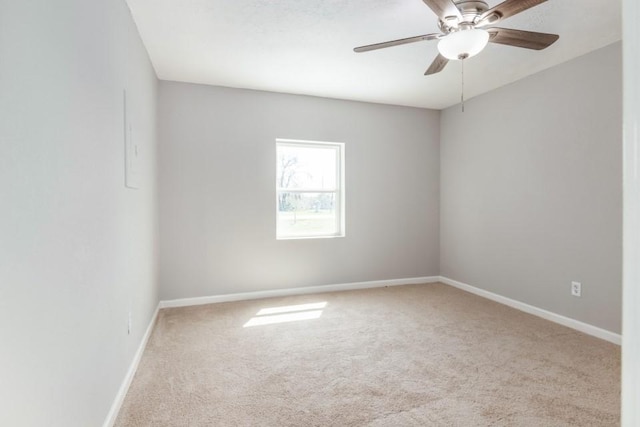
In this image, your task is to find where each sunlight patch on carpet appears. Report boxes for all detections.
[243,301,327,327]
[256,302,327,316]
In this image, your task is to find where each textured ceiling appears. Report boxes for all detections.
[125,0,621,109]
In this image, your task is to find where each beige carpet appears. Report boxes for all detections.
[115,283,620,426]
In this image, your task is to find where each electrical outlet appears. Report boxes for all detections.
[571,281,582,297]
[127,311,132,335]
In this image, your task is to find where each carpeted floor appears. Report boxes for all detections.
[115,283,620,426]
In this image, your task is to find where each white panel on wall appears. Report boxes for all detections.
[124,90,141,189]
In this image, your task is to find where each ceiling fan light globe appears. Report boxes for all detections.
[437,29,490,60]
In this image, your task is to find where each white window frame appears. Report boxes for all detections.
[276,139,345,240]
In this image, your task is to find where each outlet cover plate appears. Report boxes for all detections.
[571,281,582,297]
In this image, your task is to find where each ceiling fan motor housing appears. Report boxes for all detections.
[439,0,490,33]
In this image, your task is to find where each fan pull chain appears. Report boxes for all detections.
[458,53,469,113]
[461,57,465,113]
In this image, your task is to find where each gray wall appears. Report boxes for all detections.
[0,1,158,425]
[158,82,440,300]
[440,43,622,333]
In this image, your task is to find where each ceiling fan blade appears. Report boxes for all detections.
[477,0,548,26]
[354,33,441,53]
[422,0,462,20]
[488,27,559,50]
[424,54,449,75]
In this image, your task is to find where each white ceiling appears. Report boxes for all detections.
[125,0,621,110]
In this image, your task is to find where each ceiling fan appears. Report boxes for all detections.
[354,0,559,76]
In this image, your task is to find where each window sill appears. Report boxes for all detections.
[276,234,345,241]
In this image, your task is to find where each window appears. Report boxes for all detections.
[276,139,345,239]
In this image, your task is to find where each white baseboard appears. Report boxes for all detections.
[439,276,621,345]
[159,276,440,309]
[103,303,160,427]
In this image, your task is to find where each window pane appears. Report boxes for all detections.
[277,192,337,237]
[277,145,337,190]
